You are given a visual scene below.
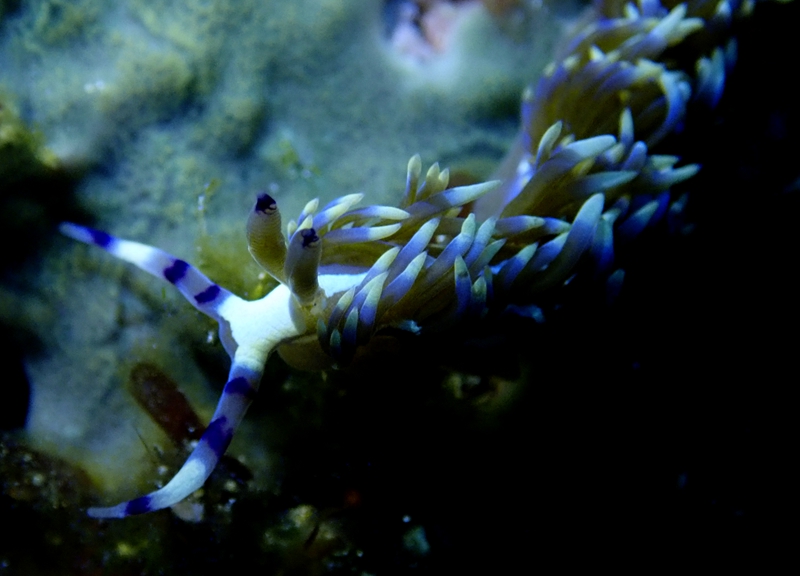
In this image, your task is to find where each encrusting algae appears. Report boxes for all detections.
[0,91,59,184]
[55,0,787,518]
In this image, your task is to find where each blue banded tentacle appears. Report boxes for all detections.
[59,223,234,324]
[84,282,305,517]
[61,223,305,517]
[87,351,265,518]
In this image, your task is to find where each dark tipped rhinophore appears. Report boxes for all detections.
[255,193,277,213]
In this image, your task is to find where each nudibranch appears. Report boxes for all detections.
[60,0,777,518]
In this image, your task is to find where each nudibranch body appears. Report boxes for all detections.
[61,0,777,518]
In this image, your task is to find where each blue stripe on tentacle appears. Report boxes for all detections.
[60,223,309,517]
[87,358,264,518]
[59,223,233,324]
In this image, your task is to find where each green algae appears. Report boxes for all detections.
[195,229,276,300]
[32,0,100,46]
[0,91,58,184]
[99,47,195,130]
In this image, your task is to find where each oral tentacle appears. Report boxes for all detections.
[87,346,269,518]
[59,223,235,324]
[61,223,306,518]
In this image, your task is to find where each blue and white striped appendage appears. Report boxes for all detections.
[86,358,263,518]
[60,222,306,517]
[59,223,233,324]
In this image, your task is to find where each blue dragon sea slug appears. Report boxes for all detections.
[59,0,784,518]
